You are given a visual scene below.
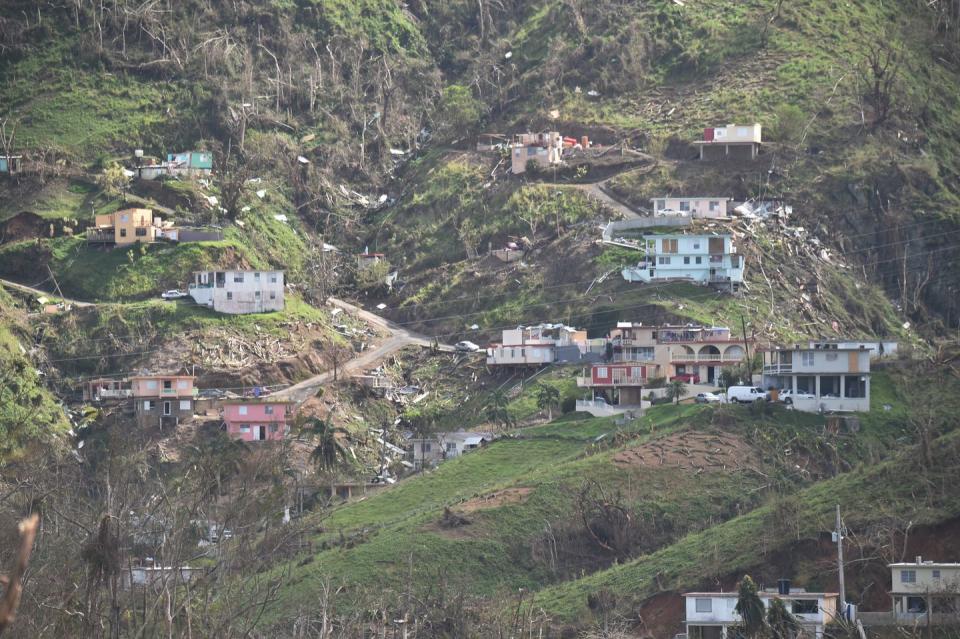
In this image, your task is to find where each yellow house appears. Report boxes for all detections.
[90,208,160,245]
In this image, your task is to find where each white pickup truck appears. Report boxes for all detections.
[777,389,816,405]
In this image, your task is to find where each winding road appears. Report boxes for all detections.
[272,297,455,403]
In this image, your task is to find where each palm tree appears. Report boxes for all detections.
[667,379,688,405]
[303,418,350,471]
[485,390,515,431]
[735,575,767,639]
[536,384,561,421]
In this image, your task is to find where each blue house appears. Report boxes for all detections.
[0,155,22,174]
[622,233,744,290]
[166,151,213,171]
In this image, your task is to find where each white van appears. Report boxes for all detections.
[726,386,768,403]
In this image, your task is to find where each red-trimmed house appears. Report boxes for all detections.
[222,400,293,442]
[576,363,650,416]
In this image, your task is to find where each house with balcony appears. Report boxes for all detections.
[887,557,960,625]
[188,269,284,314]
[576,362,651,416]
[511,131,564,174]
[621,234,744,291]
[130,373,197,428]
[486,323,596,367]
[82,378,132,402]
[683,585,838,639]
[762,343,872,413]
[651,197,732,219]
[693,124,762,161]
[87,208,169,246]
[222,399,293,442]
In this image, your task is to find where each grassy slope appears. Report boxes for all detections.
[256,373,915,628]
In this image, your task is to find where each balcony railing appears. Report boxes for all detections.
[577,376,646,386]
[763,364,793,374]
[670,354,742,363]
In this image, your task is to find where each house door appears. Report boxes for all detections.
[257,426,267,441]
[163,401,171,416]
[707,366,716,383]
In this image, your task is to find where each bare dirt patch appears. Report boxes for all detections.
[613,430,755,473]
[457,487,533,513]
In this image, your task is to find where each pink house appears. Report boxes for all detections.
[222,400,293,442]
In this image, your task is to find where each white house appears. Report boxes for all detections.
[694,124,762,160]
[486,323,593,366]
[762,342,872,412]
[188,270,284,314]
[652,197,732,219]
[684,587,838,639]
[511,132,563,174]
[888,557,960,624]
[407,431,495,469]
[621,234,744,290]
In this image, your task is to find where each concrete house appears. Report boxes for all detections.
[576,362,650,416]
[486,323,597,367]
[189,270,284,314]
[622,234,744,290]
[87,208,167,245]
[407,431,494,469]
[762,342,872,412]
[652,197,732,219]
[222,399,293,442]
[135,150,213,180]
[684,585,838,639]
[888,558,960,625]
[511,132,563,174]
[694,124,762,160]
[130,373,196,428]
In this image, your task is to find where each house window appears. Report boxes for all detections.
[684,256,690,265]
[254,272,261,280]
[820,376,841,397]
[269,292,276,300]
[255,291,261,298]
[906,596,927,613]
[709,201,720,211]
[693,241,701,250]
[662,238,679,253]
[120,228,128,237]
[234,273,244,283]
[163,401,172,416]
[801,352,815,366]
[163,380,172,390]
[796,376,816,394]
[696,256,702,264]
[120,214,129,222]
[179,400,191,410]
[844,375,866,398]
[902,570,917,583]
[679,201,691,212]
[792,600,819,615]
[144,400,155,411]
[659,256,671,265]
[270,274,278,283]
[240,426,250,434]
[146,380,158,390]
[265,405,274,415]
[135,227,147,237]
[826,352,838,361]
[933,570,941,579]
[238,406,248,416]
[422,442,432,453]
[226,292,233,300]
[695,599,712,613]
[269,424,278,433]
[446,443,457,452]
[656,199,666,210]
[596,367,608,378]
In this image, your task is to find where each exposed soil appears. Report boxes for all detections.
[612,430,755,473]
[457,487,533,513]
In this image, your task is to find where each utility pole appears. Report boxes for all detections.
[835,504,847,619]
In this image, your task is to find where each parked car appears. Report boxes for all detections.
[454,340,480,352]
[670,373,701,384]
[778,389,816,405]
[726,386,768,403]
[695,392,722,404]
[160,289,188,300]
